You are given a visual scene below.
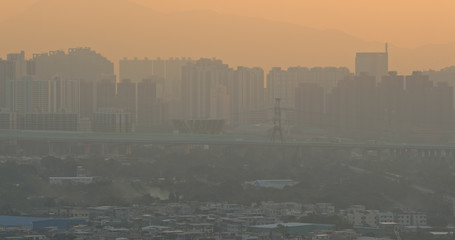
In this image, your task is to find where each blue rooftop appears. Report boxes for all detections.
[0,216,50,229]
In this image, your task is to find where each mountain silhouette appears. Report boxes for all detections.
[0,0,452,73]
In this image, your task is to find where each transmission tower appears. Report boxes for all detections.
[272,98,284,143]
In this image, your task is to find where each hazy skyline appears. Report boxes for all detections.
[1,2,455,238]
[1,0,455,75]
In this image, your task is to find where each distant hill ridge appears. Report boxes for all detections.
[0,0,454,73]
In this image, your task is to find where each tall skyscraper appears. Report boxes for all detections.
[210,84,230,121]
[326,74,379,138]
[433,82,453,141]
[153,58,166,80]
[165,57,193,116]
[355,43,388,82]
[228,66,265,126]
[7,51,27,81]
[6,76,49,114]
[79,79,95,119]
[377,71,405,133]
[0,58,16,109]
[0,51,33,111]
[404,71,453,141]
[33,48,114,118]
[11,76,34,114]
[48,76,80,113]
[95,77,116,110]
[117,79,137,121]
[137,78,157,131]
[181,59,230,120]
[119,57,194,118]
[31,78,50,113]
[266,66,351,123]
[295,83,324,129]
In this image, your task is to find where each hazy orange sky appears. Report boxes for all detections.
[1,0,454,49]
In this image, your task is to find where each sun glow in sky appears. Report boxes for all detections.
[2,0,452,48]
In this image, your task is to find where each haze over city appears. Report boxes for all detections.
[2,1,455,240]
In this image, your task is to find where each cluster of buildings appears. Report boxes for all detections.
[344,205,427,228]
[0,48,164,133]
[0,46,454,140]
[0,201,431,240]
